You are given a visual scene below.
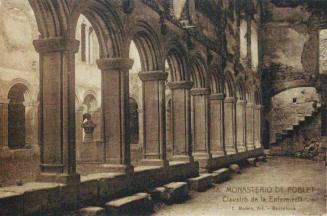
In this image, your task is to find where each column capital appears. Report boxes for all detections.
[0,98,9,104]
[96,58,134,71]
[167,81,193,90]
[138,70,168,81]
[33,37,79,54]
[224,97,236,103]
[237,100,247,105]
[209,93,224,100]
[254,104,264,109]
[246,102,254,107]
[191,88,210,96]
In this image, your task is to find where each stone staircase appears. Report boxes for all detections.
[270,102,321,150]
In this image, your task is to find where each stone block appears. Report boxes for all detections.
[212,168,231,183]
[257,155,267,162]
[247,158,257,166]
[105,192,153,215]
[188,174,212,192]
[229,164,241,174]
[79,179,99,204]
[0,191,23,216]
[60,184,79,209]
[150,186,167,202]
[79,206,106,216]
[163,182,188,203]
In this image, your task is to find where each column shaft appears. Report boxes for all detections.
[246,103,255,150]
[138,71,168,167]
[254,105,263,149]
[236,100,246,152]
[97,58,134,174]
[0,99,9,151]
[209,94,225,156]
[224,97,237,154]
[33,38,80,184]
[168,81,194,162]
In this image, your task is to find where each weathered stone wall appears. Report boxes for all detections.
[262,1,319,95]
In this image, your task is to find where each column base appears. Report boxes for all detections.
[140,159,169,167]
[237,145,246,153]
[36,173,80,185]
[211,150,225,158]
[171,155,194,163]
[255,142,262,149]
[246,144,255,151]
[100,164,134,175]
[225,148,237,155]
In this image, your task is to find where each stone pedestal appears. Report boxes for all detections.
[224,97,237,154]
[138,71,169,167]
[97,58,134,174]
[80,114,97,162]
[33,37,80,184]
[167,81,194,162]
[209,94,225,157]
[246,102,255,150]
[191,88,212,168]
[236,100,246,152]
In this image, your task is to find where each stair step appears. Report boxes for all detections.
[105,193,153,215]
[163,182,188,203]
[211,168,231,183]
[188,174,212,192]
[79,207,106,216]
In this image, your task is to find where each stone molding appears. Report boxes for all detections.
[33,37,79,54]
[167,81,193,90]
[237,100,247,105]
[96,58,134,71]
[224,97,235,103]
[209,93,224,100]
[191,88,210,96]
[246,102,254,107]
[254,105,264,109]
[138,70,168,81]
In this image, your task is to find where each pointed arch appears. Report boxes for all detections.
[224,71,236,97]
[189,52,207,88]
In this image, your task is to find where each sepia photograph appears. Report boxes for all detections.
[0,0,326,215]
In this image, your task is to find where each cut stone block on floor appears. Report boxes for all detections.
[257,155,267,162]
[229,164,241,174]
[211,168,231,183]
[188,174,212,192]
[105,192,153,216]
[163,182,188,203]
[79,206,106,216]
[247,158,257,166]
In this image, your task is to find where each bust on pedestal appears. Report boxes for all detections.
[80,113,97,162]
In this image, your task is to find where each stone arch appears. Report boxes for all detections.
[128,19,163,71]
[208,61,223,94]
[6,79,34,104]
[7,83,30,149]
[190,53,207,88]
[164,38,189,81]
[236,78,246,101]
[83,94,98,113]
[245,84,255,103]
[224,71,236,97]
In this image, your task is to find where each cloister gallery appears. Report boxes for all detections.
[0,0,326,215]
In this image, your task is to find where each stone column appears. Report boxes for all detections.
[75,106,84,161]
[167,81,194,162]
[191,88,212,167]
[0,98,9,152]
[224,97,237,154]
[254,105,263,149]
[236,100,246,152]
[246,102,255,150]
[33,37,80,184]
[97,58,134,174]
[24,102,39,152]
[138,71,169,167]
[209,93,225,157]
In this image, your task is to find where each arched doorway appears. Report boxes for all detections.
[8,83,28,149]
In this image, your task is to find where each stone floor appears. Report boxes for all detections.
[153,157,326,216]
